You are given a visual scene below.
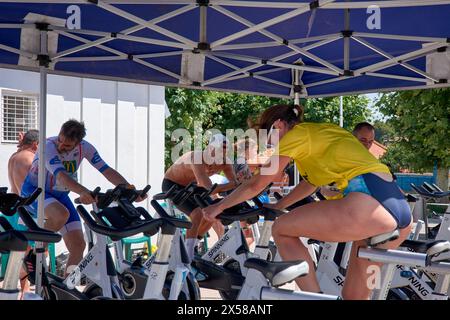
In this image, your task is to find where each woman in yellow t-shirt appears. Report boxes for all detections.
[202,104,412,300]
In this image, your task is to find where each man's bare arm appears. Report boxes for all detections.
[191,163,214,190]
[56,171,91,195]
[101,167,129,186]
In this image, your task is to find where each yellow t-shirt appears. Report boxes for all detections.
[275,123,390,191]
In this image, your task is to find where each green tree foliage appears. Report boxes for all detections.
[376,89,450,172]
[165,88,372,168]
[164,88,288,168]
[373,119,396,146]
[303,96,371,131]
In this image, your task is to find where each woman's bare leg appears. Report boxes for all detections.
[343,223,412,300]
[272,192,409,293]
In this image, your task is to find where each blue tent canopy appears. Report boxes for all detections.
[0,0,449,98]
[0,0,449,294]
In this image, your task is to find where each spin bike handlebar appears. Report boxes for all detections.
[150,200,192,230]
[73,187,102,205]
[0,187,61,243]
[75,185,150,208]
[152,184,178,200]
[0,187,42,216]
[151,183,196,206]
[0,202,61,248]
[153,182,217,207]
[0,228,28,252]
[193,194,286,225]
[411,183,450,199]
[173,182,217,206]
[16,207,62,243]
[422,182,443,193]
[76,204,163,242]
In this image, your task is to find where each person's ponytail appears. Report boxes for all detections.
[255,104,304,131]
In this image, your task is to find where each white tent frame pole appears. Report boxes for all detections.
[99,32,192,48]
[210,0,337,49]
[206,67,288,85]
[199,3,207,43]
[207,51,339,75]
[0,43,36,59]
[212,5,343,74]
[293,68,301,186]
[216,40,284,51]
[305,68,432,91]
[0,0,448,6]
[0,23,35,29]
[252,74,293,89]
[290,33,343,45]
[343,8,350,71]
[0,0,447,6]
[55,31,186,82]
[206,55,292,89]
[51,30,189,60]
[203,36,341,86]
[215,33,341,51]
[136,51,184,59]
[340,2,348,128]
[95,0,196,47]
[200,50,295,86]
[353,32,448,43]
[0,0,192,3]
[325,0,450,9]
[52,37,117,60]
[57,56,126,62]
[132,58,185,81]
[58,50,183,62]
[49,4,195,60]
[254,67,284,75]
[307,82,450,98]
[351,36,439,82]
[354,42,448,75]
[364,72,431,83]
[209,0,450,9]
[50,4,195,61]
[305,74,359,89]
[35,28,48,297]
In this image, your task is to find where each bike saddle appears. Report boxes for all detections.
[367,229,400,246]
[400,239,450,259]
[244,258,309,287]
[307,239,322,245]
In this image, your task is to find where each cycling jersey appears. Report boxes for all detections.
[20,137,110,234]
[274,123,390,191]
[23,137,110,194]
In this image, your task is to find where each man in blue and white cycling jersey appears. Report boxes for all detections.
[21,119,143,276]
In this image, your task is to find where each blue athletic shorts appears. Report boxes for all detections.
[21,182,82,235]
[343,173,411,229]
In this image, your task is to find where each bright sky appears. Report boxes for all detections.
[365,93,384,121]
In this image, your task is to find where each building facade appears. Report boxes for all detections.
[0,67,166,211]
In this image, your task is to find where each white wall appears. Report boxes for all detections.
[0,68,166,211]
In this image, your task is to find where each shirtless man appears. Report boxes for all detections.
[8,130,39,195]
[162,134,238,260]
[7,129,39,298]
